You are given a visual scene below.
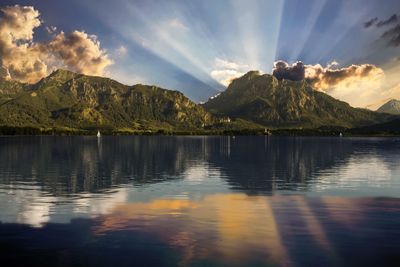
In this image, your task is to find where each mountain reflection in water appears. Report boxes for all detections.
[0,136,399,195]
[0,136,400,266]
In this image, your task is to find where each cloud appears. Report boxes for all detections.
[364,14,398,28]
[168,18,189,31]
[305,63,384,91]
[377,14,398,27]
[271,60,384,91]
[0,5,113,83]
[0,5,47,82]
[210,58,251,87]
[45,25,57,34]
[304,62,386,108]
[364,17,378,28]
[363,13,400,47]
[327,60,339,68]
[0,5,40,40]
[115,45,127,57]
[210,69,244,87]
[271,60,389,108]
[47,31,113,76]
[214,58,248,70]
[381,24,400,47]
[272,61,305,81]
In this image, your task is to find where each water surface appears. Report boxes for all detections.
[0,136,399,266]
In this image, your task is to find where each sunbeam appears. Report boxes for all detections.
[231,0,284,71]
[123,1,219,85]
[287,0,329,63]
[20,0,400,105]
[1,2,400,266]
[310,1,370,63]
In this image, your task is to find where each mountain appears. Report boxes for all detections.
[203,71,394,128]
[0,70,212,131]
[1,69,397,133]
[376,99,400,115]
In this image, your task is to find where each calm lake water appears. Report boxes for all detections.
[0,136,399,267]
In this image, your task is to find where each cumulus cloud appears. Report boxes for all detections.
[0,5,113,83]
[327,60,339,68]
[272,61,305,81]
[0,5,47,82]
[210,58,251,87]
[210,69,243,87]
[47,31,113,76]
[0,5,40,40]
[271,60,388,108]
[304,63,384,91]
[304,62,386,108]
[271,60,383,89]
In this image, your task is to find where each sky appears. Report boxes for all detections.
[0,0,400,108]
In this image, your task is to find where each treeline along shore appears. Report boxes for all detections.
[1,124,400,136]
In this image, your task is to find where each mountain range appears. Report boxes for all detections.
[0,70,212,132]
[204,71,394,128]
[0,69,397,133]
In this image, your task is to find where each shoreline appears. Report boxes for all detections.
[0,126,399,137]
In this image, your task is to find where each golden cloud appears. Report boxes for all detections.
[48,31,113,76]
[305,63,385,108]
[305,63,384,92]
[0,5,113,83]
[210,58,251,87]
[271,60,397,108]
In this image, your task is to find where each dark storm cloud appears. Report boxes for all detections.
[272,61,305,81]
[364,17,378,28]
[377,14,398,27]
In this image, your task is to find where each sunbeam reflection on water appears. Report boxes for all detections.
[0,136,399,266]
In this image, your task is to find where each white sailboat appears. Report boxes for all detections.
[97,130,101,138]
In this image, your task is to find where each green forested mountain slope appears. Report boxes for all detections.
[0,70,212,131]
[203,71,394,128]
[0,69,396,132]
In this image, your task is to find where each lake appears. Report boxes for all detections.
[0,136,399,267]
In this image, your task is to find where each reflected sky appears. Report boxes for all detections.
[0,136,400,266]
[1,194,399,267]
